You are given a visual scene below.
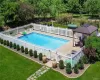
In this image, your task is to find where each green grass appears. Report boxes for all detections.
[0,45,100,80]
[0,45,41,80]
[37,62,100,80]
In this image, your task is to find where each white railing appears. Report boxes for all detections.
[31,23,74,38]
[3,23,78,38]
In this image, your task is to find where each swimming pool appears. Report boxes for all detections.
[18,32,69,50]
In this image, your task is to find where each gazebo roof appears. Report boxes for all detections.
[73,24,97,35]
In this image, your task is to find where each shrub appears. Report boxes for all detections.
[59,60,64,69]
[16,45,20,51]
[66,63,72,74]
[1,39,3,44]
[21,46,24,53]
[0,38,1,43]
[39,53,43,61]
[34,50,38,58]
[7,40,9,46]
[82,56,89,64]
[9,42,13,48]
[74,64,79,74]
[57,15,72,24]
[25,48,28,54]
[13,43,16,49]
[78,59,84,70]
[29,49,33,57]
[4,40,7,45]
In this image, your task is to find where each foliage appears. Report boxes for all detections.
[39,53,43,61]
[82,55,89,64]
[17,2,34,21]
[66,63,72,74]
[0,39,3,44]
[21,46,24,53]
[16,44,20,51]
[13,43,16,49]
[25,48,28,54]
[84,0,100,17]
[57,15,73,24]
[7,40,9,46]
[78,59,84,70]
[59,60,64,69]
[9,42,13,48]
[67,0,81,13]
[85,36,100,61]
[0,38,1,43]
[34,50,38,58]
[74,64,79,74]
[29,49,33,57]
[34,0,65,17]
[4,40,7,45]
[0,1,19,23]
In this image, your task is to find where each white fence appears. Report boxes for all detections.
[0,23,83,67]
[32,23,73,37]
[3,23,79,38]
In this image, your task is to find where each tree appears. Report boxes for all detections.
[84,0,100,17]
[34,50,38,58]
[29,49,33,57]
[59,60,64,69]
[39,53,42,61]
[78,59,84,70]
[0,1,19,24]
[66,63,72,74]
[82,55,89,64]
[17,2,34,21]
[21,46,24,53]
[16,44,20,51]
[25,48,28,54]
[9,42,13,48]
[4,40,7,45]
[74,64,79,74]
[67,0,81,13]
[33,0,65,18]
[7,40,9,46]
[0,39,3,44]
[84,36,100,62]
[13,43,16,49]
[0,1,34,26]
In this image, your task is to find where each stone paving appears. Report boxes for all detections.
[27,66,50,80]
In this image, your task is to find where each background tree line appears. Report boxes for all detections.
[0,0,100,26]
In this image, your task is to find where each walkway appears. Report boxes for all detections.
[27,66,50,80]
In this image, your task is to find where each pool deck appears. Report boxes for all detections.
[15,30,81,55]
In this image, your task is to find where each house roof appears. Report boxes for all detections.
[73,24,98,35]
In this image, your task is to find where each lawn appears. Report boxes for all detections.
[0,45,41,80]
[37,62,100,80]
[0,45,100,80]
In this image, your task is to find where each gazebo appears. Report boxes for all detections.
[72,24,98,46]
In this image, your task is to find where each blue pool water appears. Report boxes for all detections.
[18,32,69,50]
